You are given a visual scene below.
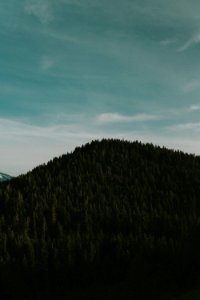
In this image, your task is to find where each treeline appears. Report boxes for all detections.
[1,139,200,299]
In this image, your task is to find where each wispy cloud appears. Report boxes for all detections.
[24,0,53,24]
[0,118,90,140]
[96,113,161,124]
[169,122,200,131]
[58,0,101,7]
[183,80,200,93]
[189,104,200,111]
[160,39,176,46]
[40,55,55,71]
[178,34,200,52]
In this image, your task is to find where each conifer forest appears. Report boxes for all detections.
[1,139,200,299]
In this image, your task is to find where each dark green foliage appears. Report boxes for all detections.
[1,139,200,299]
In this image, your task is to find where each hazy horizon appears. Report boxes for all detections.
[1,0,200,175]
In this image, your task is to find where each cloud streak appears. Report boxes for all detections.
[25,0,53,24]
[160,39,176,46]
[178,34,200,52]
[169,122,200,131]
[189,104,200,111]
[183,80,200,93]
[96,113,161,124]
[40,55,55,71]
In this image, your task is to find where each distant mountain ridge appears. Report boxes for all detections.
[0,172,13,182]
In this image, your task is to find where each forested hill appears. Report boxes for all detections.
[1,139,200,299]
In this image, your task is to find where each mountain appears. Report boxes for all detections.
[1,139,200,300]
[0,172,13,182]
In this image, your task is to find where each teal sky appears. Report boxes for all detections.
[1,0,200,175]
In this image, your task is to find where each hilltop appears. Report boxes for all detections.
[1,139,200,299]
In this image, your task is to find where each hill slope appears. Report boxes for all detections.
[1,139,200,299]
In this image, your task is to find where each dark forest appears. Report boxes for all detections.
[1,139,200,299]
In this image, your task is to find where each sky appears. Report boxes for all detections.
[1,0,200,175]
